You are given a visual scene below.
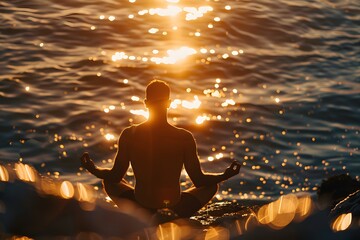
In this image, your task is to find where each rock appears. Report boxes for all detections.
[0,180,149,238]
[191,201,257,226]
[150,208,179,225]
[317,174,360,209]
[330,190,360,220]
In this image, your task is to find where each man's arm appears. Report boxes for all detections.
[183,132,240,187]
[81,128,131,182]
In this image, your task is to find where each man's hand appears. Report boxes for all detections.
[81,152,96,173]
[224,161,241,179]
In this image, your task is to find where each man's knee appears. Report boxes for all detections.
[209,183,219,196]
[102,179,109,188]
[102,179,115,194]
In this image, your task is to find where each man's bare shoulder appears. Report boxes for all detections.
[171,126,194,141]
[119,124,141,139]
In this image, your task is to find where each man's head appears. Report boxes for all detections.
[145,80,171,108]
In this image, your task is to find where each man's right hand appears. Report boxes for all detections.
[81,152,96,173]
[224,161,241,179]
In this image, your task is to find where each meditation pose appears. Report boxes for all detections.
[81,80,241,217]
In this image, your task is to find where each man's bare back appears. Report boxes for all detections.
[126,123,192,208]
[81,80,241,217]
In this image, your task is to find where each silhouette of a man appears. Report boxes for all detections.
[81,80,241,217]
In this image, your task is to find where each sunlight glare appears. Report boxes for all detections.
[0,165,9,182]
[105,133,115,141]
[196,115,210,124]
[149,6,182,17]
[60,181,75,199]
[332,213,352,232]
[15,163,36,182]
[150,47,196,64]
[184,6,213,21]
[130,109,149,119]
[182,95,201,109]
[156,222,181,240]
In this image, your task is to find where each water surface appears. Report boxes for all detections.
[1,0,359,202]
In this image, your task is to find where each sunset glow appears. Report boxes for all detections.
[150,47,197,64]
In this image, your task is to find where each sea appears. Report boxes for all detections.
[1,0,359,203]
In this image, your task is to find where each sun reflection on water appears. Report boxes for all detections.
[150,47,197,65]
[136,5,213,20]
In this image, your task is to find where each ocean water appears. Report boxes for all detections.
[1,0,359,202]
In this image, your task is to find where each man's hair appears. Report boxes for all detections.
[145,80,170,102]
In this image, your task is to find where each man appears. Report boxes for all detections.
[81,80,241,217]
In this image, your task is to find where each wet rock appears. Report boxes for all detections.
[330,190,360,220]
[0,181,149,238]
[150,208,179,225]
[317,174,360,209]
[191,201,257,226]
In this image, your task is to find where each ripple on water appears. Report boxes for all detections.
[1,0,359,202]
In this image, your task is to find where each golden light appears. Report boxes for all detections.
[112,52,128,61]
[221,99,236,107]
[200,48,208,54]
[295,194,313,221]
[137,4,213,21]
[222,53,229,59]
[214,17,221,22]
[138,10,148,15]
[131,96,140,101]
[235,220,243,235]
[76,183,95,202]
[15,163,36,182]
[184,6,213,21]
[257,194,312,230]
[0,165,9,182]
[156,222,181,240]
[150,47,197,64]
[60,181,75,199]
[182,95,201,109]
[257,204,272,225]
[105,133,115,141]
[196,115,210,125]
[149,6,182,17]
[149,28,159,34]
[332,213,352,232]
[76,183,96,211]
[170,99,182,109]
[269,194,298,229]
[205,227,229,240]
[215,153,223,159]
[130,109,149,119]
